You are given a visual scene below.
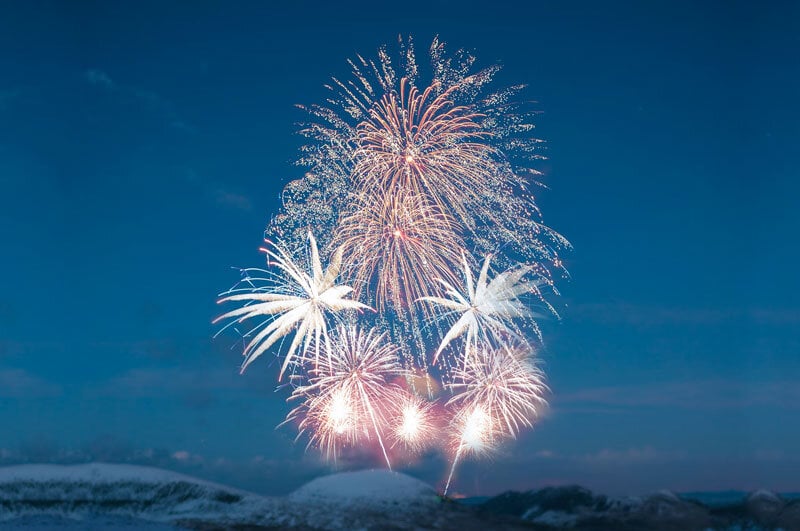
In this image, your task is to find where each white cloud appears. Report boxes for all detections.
[85,69,114,88]
[213,188,253,211]
[580,446,685,465]
[556,379,800,410]
[0,369,61,398]
[171,450,191,461]
[83,68,195,133]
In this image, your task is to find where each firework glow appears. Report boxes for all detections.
[215,36,569,494]
[391,393,438,454]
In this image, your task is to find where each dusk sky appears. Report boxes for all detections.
[1,0,798,497]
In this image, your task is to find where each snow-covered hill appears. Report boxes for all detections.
[0,463,292,528]
[0,463,521,530]
[290,469,437,504]
[287,469,451,529]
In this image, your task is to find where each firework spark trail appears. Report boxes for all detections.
[287,325,408,468]
[444,405,494,495]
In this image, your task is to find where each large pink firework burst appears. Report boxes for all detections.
[286,325,409,468]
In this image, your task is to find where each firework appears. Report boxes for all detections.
[214,232,370,379]
[418,253,553,367]
[443,403,498,495]
[443,344,548,494]
[353,78,496,226]
[448,344,547,438]
[335,187,464,315]
[287,325,408,468]
[216,36,568,495]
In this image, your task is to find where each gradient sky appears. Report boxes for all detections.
[1,0,798,497]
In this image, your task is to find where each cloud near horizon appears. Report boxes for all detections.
[0,369,61,398]
[570,303,800,327]
[555,379,800,411]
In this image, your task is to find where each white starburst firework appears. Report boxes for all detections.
[418,253,554,366]
[215,232,370,379]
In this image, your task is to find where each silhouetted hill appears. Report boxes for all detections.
[477,485,800,530]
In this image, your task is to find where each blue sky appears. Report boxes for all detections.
[1,0,798,496]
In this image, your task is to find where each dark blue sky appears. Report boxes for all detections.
[1,0,798,496]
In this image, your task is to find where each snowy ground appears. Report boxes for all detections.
[1,463,797,530]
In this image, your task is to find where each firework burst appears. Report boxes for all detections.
[214,232,370,379]
[287,325,408,468]
[447,344,548,438]
[335,187,464,316]
[390,393,438,454]
[273,36,570,269]
[418,253,555,367]
[353,78,496,227]
[443,344,548,493]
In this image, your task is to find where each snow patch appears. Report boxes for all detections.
[748,489,781,503]
[0,463,234,491]
[290,468,438,505]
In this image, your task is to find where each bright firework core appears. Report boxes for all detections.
[462,407,491,453]
[327,391,350,435]
[399,405,423,439]
[217,36,569,495]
